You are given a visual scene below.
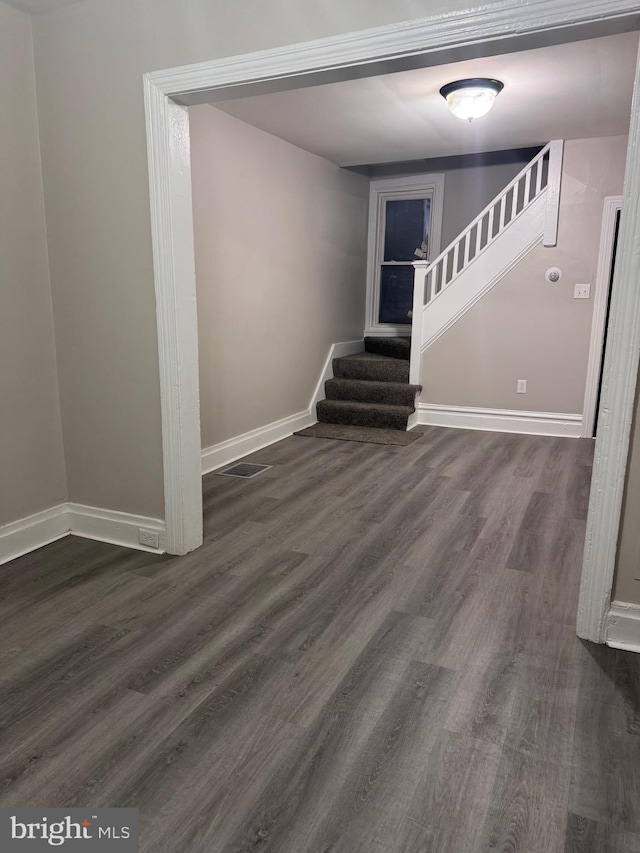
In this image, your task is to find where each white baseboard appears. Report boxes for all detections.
[0,504,69,566]
[417,403,583,437]
[606,601,640,653]
[0,502,166,567]
[67,503,167,553]
[310,339,364,410]
[201,409,313,475]
[201,339,365,475]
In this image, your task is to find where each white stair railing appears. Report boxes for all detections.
[409,140,564,384]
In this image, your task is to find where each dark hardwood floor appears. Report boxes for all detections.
[1,426,640,852]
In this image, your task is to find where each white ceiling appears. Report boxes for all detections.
[214,32,639,167]
[5,0,81,14]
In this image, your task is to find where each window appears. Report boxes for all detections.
[365,174,445,335]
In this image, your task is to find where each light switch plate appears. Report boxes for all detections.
[574,283,591,299]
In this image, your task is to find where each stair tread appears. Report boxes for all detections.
[333,351,410,385]
[295,423,423,446]
[365,336,410,343]
[341,352,407,363]
[327,378,421,392]
[318,399,414,414]
[325,377,420,408]
[364,336,411,361]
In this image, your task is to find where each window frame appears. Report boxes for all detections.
[365,173,445,336]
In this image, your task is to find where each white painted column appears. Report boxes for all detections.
[544,139,564,247]
[410,262,428,386]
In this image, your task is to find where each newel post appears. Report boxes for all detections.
[543,139,564,247]
[410,261,428,386]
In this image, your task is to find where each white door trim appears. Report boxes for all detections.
[365,174,445,337]
[144,80,203,556]
[576,43,640,642]
[582,196,623,438]
[143,1,640,649]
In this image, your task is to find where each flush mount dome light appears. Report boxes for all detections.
[439,78,504,121]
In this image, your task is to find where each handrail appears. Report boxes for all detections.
[418,141,559,305]
[408,140,564,386]
[433,143,550,278]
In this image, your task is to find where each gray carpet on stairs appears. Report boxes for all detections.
[363,336,411,360]
[326,378,420,406]
[294,423,424,446]
[317,399,414,431]
[314,337,421,439]
[333,352,410,384]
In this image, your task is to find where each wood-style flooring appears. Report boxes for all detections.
[1,426,640,852]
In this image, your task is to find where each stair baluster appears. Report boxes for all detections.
[409,140,564,385]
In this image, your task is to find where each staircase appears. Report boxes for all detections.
[409,140,564,385]
[313,336,421,437]
[301,143,565,442]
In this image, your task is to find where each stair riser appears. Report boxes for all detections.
[364,337,411,361]
[317,401,411,431]
[333,358,409,384]
[325,379,418,407]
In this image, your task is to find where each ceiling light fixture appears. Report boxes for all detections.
[439,78,504,122]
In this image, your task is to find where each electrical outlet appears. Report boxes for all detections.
[138,529,159,549]
[517,379,527,394]
[574,283,591,299]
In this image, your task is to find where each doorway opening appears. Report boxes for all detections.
[582,195,624,438]
[593,209,622,435]
[144,4,640,647]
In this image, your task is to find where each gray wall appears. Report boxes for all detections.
[190,106,369,449]
[0,1,66,527]
[365,148,540,249]
[25,0,638,528]
[30,0,538,521]
[420,136,628,413]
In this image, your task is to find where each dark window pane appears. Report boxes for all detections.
[383,198,430,262]
[379,265,414,324]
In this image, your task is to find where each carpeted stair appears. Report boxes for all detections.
[332,352,409,383]
[294,423,422,446]
[325,378,417,406]
[316,399,414,431]
[296,337,422,444]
